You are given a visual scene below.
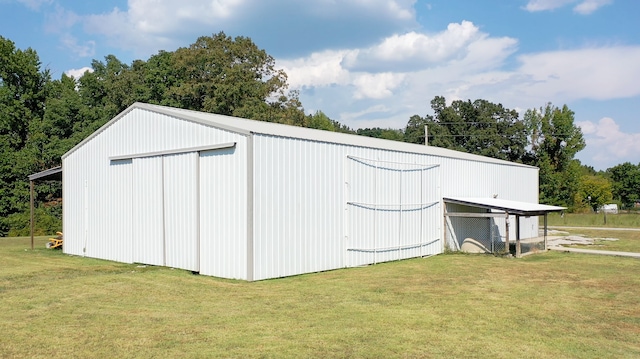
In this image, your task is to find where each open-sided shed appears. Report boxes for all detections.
[62,103,550,280]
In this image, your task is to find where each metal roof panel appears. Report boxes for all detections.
[444,197,565,216]
[63,102,537,170]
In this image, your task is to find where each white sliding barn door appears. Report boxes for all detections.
[163,152,199,272]
[132,156,165,266]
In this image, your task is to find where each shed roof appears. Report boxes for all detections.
[28,166,62,181]
[63,102,536,169]
[444,197,565,216]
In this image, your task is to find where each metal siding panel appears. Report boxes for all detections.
[198,141,248,280]
[81,158,133,263]
[132,157,164,266]
[253,136,346,280]
[252,135,445,280]
[345,155,376,267]
[163,153,199,271]
[435,157,540,242]
[111,159,133,263]
[63,108,247,270]
[346,156,441,266]
[64,106,541,280]
[62,156,84,256]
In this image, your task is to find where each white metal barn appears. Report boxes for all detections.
[62,102,546,281]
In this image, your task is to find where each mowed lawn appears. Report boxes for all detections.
[2,236,640,358]
[545,212,640,228]
[545,212,640,252]
[559,228,640,253]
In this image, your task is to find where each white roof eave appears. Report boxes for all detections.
[444,197,565,215]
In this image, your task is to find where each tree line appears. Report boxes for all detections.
[0,33,637,236]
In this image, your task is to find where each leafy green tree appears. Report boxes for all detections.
[1,32,323,236]
[406,96,528,162]
[577,175,613,212]
[608,162,640,209]
[261,92,306,126]
[357,127,404,141]
[0,36,50,235]
[523,104,585,207]
[404,114,431,145]
[168,32,289,119]
[524,104,585,171]
[306,111,335,131]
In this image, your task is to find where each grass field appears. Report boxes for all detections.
[2,236,640,358]
[553,228,640,253]
[544,212,640,252]
[544,212,640,228]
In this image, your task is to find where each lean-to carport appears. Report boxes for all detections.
[27,166,62,250]
[443,197,565,257]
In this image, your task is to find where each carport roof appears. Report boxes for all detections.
[28,166,62,181]
[444,197,565,216]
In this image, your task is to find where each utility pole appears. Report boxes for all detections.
[424,125,428,146]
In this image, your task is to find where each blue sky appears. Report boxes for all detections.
[2,0,639,170]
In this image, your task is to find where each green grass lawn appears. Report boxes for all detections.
[2,236,640,358]
[544,212,640,228]
[554,228,640,253]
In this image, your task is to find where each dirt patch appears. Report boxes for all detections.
[547,234,619,247]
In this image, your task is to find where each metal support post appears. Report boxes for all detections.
[30,180,34,250]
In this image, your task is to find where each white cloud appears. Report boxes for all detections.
[43,4,80,33]
[17,0,52,10]
[339,104,392,121]
[281,21,516,101]
[287,23,640,143]
[281,21,521,129]
[309,0,415,20]
[514,46,640,101]
[524,0,575,12]
[42,5,96,59]
[338,104,403,129]
[64,66,92,79]
[77,0,248,57]
[279,50,353,89]
[385,0,416,20]
[573,0,613,14]
[342,21,481,72]
[353,72,406,99]
[73,0,417,58]
[124,0,244,34]
[523,0,612,14]
[59,34,95,57]
[577,117,640,168]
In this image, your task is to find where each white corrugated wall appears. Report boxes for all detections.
[63,105,540,281]
[345,156,441,266]
[252,135,446,280]
[132,156,164,266]
[199,146,248,280]
[252,137,345,280]
[251,134,539,280]
[63,108,248,276]
[163,152,199,271]
[437,157,539,239]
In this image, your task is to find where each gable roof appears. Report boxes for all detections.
[63,102,536,169]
